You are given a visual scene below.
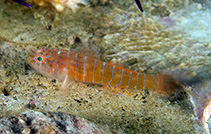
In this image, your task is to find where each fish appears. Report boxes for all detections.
[26,47,182,97]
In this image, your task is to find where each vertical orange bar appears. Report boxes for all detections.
[108,66,122,87]
[67,51,77,79]
[101,63,113,85]
[128,72,138,88]
[84,57,95,83]
[75,53,84,82]
[120,70,131,88]
[93,60,103,84]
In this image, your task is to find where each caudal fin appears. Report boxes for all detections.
[156,73,184,99]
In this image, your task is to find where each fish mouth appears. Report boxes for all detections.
[26,52,35,65]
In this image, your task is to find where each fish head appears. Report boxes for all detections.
[27,47,62,78]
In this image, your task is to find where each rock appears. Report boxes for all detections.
[0,110,111,134]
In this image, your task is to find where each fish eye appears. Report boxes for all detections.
[37,57,42,61]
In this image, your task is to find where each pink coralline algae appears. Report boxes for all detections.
[159,16,175,27]
[187,80,211,134]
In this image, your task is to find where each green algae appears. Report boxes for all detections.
[0,0,210,133]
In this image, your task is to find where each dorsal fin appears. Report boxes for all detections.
[78,45,103,60]
[78,45,132,70]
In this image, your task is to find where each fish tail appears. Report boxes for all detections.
[156,73,184,98]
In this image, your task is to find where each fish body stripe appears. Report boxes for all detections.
[127,72,132,88]
[45,61,49,74]
[108,65,115,86]
[151,74,154,79]
[100,62,106,84]
[66,50,70,68]
[75,53,78,81]
[58,48,61,54]
[143,73,146,89]
[56,48,61,69]
[51,49,55,74]
[135,73,140,88]
[39,62,42,73]
[92,59,97,83]
[51,49,55,77]
[115,69,124,87]
[83,56,87,82]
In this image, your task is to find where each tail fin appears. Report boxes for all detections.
[156,67,211,100]
[156,73,184,100]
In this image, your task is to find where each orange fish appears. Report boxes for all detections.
[27,47,182,96]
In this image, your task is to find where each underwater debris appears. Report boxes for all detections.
[135,0,144,12]
[12,0,33,8]
[28,0,88,12]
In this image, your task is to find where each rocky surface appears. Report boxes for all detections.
[0,110,111,134]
